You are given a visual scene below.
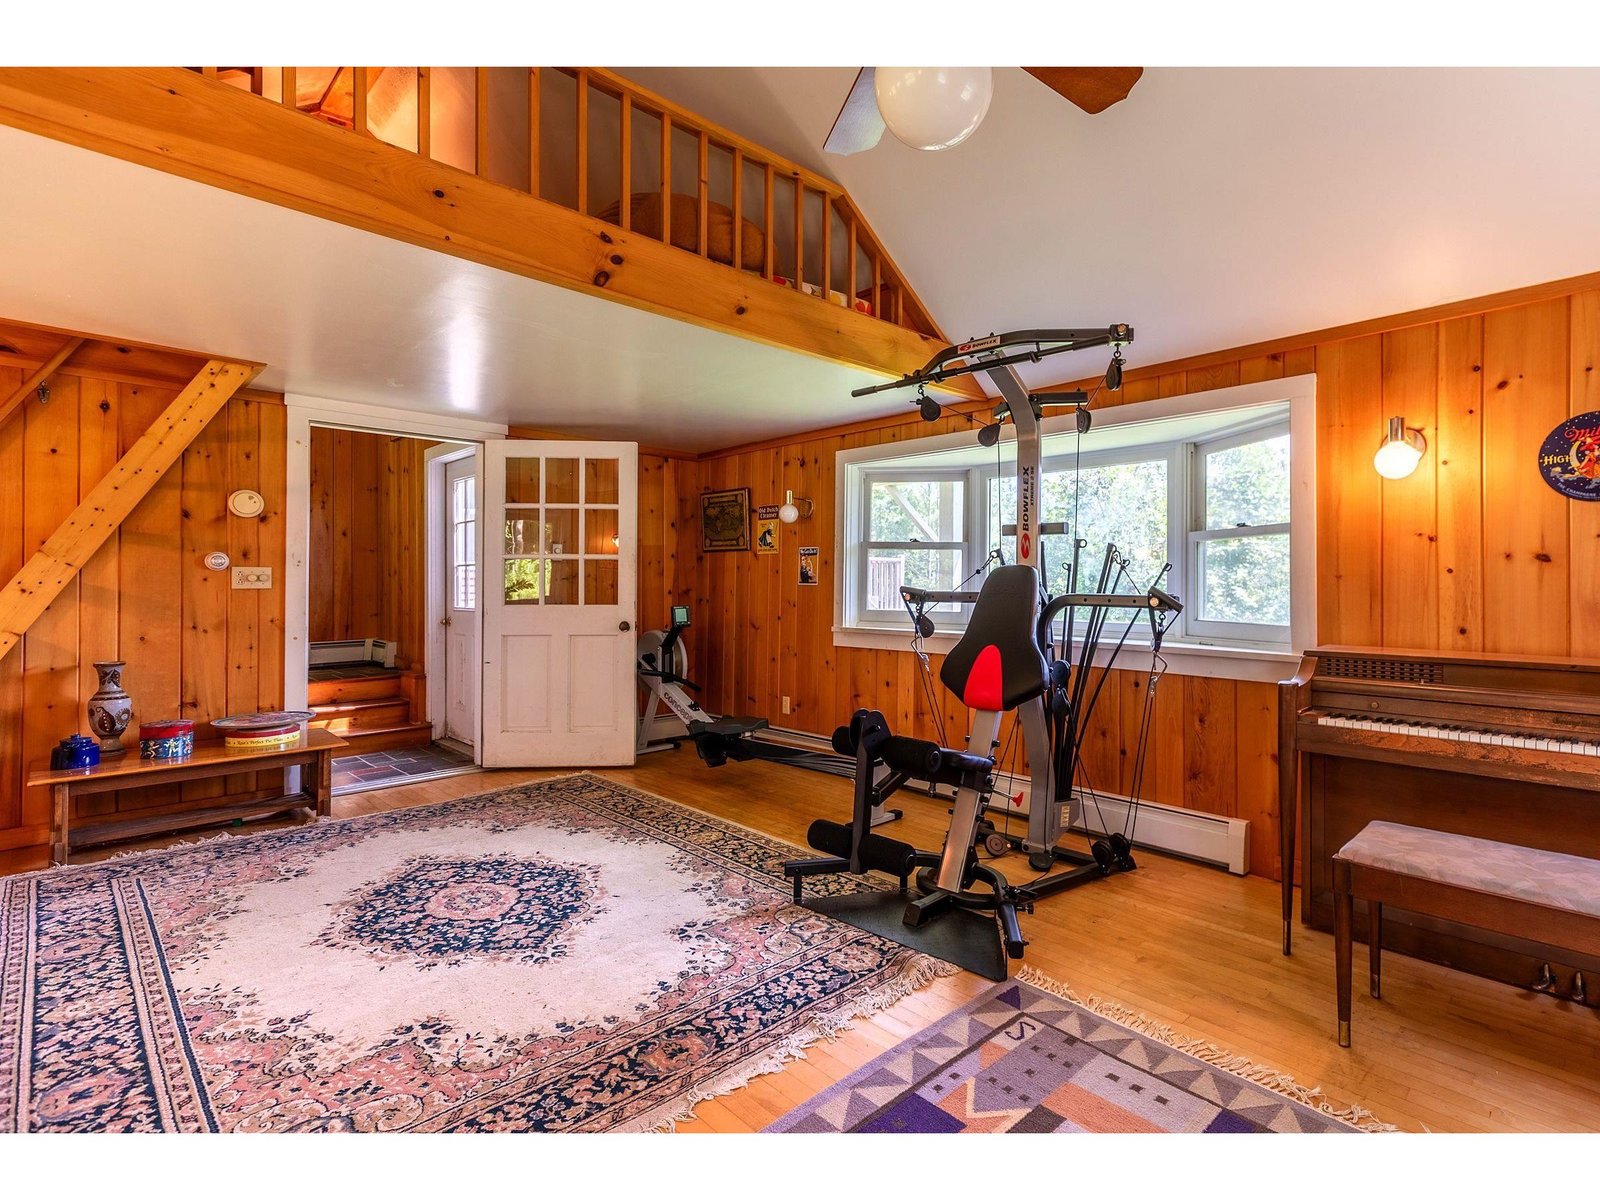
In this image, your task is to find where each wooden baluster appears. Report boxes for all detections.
[895,282,904,326]
[250,68,264,97]
[618,93,631,230]
[282,67,297,109]
[660,114,672,249]
[202,66,218,78]
[575,68,590,215]
[475,67,490,178]
[731,150,743,271]
[846,212,858,312]
[763,163,774,280]
[793,178,805,292]
[821,196,833,301]
[528,68,541,197]
[417,67,431,159]
[352,67,369,136]
[697,131,709,256]
[872,252,882,321]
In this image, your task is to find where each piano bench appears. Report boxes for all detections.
[1332,821,1600,1047]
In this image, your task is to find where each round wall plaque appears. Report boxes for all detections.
[228,488,266,518]
[1538,411,1600,500]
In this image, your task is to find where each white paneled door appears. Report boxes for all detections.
[443,455,479,747]
[481,440,638,766]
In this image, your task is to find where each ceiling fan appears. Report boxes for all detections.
[823,67,1143,156]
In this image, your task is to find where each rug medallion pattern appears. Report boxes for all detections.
[0,774,943,1132]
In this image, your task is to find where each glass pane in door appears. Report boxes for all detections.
[545,458,580,504]
[585,458,620,504]
[506,459,540,505]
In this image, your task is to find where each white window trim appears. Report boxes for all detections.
[833,374,1318,685]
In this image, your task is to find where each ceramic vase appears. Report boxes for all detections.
[86,660,132,755]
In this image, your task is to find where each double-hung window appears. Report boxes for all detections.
[856,471,970,625]
[1187,428,1291,641]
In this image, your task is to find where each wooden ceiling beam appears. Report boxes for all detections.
[0,357,260,663]
[0,335,82,427]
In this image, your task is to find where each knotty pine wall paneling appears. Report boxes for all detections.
[656,287,1600,882]
[0,352,287,872]
[306,427,430,671]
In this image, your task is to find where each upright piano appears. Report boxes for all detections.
[1280,646,1600,994]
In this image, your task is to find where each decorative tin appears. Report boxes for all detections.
[139,719,195,760]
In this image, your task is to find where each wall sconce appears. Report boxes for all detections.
[1373,416,1427,480]
[778,490,813,524]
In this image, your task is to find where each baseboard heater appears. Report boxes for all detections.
[309,638,397,668]
[741,726,1249,876]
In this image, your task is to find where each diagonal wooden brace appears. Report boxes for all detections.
[0,357,261,662]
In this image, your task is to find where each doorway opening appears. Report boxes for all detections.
[300,425,481,796]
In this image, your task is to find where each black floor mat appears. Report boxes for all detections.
[803,890,1009,981]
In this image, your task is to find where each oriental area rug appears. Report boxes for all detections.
[0,774,951,1132]
[768,971,1393,1133]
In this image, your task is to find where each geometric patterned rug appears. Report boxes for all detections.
[768,970,1392,1133]
[0,774,952,1132]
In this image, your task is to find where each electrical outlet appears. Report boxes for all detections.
[231,566,273,590]
[781,695,792,714]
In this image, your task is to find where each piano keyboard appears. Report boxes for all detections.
[1317,712,1600,756]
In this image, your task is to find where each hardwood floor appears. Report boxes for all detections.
[57,751,1600,1133]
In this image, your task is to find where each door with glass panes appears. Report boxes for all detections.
[481,440,638,766]
[444,455,479,746]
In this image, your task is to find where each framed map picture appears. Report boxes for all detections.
[701,487,751,551]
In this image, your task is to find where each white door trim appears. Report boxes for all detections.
[427,444,482,748]
[282,395,507,723]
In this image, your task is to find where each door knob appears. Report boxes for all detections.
[619,620,631,631]
[440,616,452,627]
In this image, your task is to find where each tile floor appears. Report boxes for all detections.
[331,742,478,794]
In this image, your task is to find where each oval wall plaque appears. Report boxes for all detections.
[1539,411,1600,500]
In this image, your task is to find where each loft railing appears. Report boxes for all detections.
[191,66,941,338]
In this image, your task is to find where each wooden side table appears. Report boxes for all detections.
[27,729,346,865]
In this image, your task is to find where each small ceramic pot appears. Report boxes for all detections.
[86,660,133,755]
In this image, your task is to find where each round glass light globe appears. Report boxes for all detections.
[874,67,994,151]
[1373,438,1423,480]
[778,502,800,524]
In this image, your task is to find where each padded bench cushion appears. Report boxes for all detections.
[1337,820,1600,918]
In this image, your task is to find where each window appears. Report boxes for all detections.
[1188,429,1290,638]
[451,474,477,610]
[840,399,1297,652]
[857,473,969,621]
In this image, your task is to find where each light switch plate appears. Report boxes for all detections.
[231,566,273,590]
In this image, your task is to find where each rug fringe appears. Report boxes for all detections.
[1014,965,1397,1133]
[632,952,961,1134]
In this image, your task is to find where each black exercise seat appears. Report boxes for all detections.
[940,565,1047,713]
[688,715,769,739]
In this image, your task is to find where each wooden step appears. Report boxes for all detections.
[311,697,412,735]
[333,722,435,756]
[308,674,403,705]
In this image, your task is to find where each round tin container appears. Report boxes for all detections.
[139,719,195,760]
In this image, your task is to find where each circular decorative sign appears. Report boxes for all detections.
[227,488,266,518]
[1539,411,1600,500]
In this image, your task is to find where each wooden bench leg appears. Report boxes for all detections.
[1369,900,1383,1000]
[51,784,71,866]
[1334,859,1352,1048]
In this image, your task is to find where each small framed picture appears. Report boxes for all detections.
[799,546,819,586]
[700,487,751,552]
[755,505,780,555]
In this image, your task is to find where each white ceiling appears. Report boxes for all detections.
[622,67,1600,390]
[0,124,895,453]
